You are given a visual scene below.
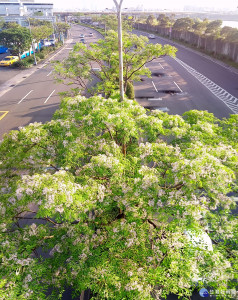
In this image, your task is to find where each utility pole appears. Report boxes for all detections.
[113,0,124,101]
[26,17,37,65]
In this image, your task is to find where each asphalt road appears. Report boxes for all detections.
[0,24,101,139]
[133,29,238,118]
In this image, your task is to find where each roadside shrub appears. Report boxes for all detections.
[125,81,135,99]
[36,52,45,59]
[12,56,35,68]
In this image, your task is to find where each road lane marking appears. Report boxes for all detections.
[152,81,158,92]
[174,57,238,114]
[47,70,52,77]
[0,111,9,121]
[148,98,162,101]
[173,81,183,93]
[18,90,33,104]
[44,90,55,104]
[159,63,164,69]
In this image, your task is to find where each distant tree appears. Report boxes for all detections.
[205,20,222,36]
[146,15,157,26]
[192,18,209,35]
[0,17,5,29]
[27,18,52,27]
[31,25,54,50]
[220,26,238,42]
[173,17,194,31]
[54,22,70,34]
[33,11,44,16]
[0,26,32,59]
[157,14,171,27]
[1,22,20,29]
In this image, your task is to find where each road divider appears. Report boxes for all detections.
[18,90,33,104]
[44,90,55,104]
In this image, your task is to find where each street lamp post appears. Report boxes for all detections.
[26,16,37,65]
[113,0,124,102]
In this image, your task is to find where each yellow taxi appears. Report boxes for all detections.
[0,56,19,66]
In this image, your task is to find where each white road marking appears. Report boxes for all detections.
[156,107,169,112]
[174,57,238,114]
[152,81,158,92]
[18,90,33,104]
[47,70,52,77]
[173,81,183,93]
[159,63,164,69]
[44,90,55,104]
[148,98,162,101]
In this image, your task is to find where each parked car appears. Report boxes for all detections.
[80,38,85,44]
[148,34,155,39]
[0,56,19,66]
[89,33,93,37]
[80,34,84,38]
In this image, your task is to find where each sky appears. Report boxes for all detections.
[51,0,238,11]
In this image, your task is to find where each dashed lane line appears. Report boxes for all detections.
[173,57,238,114]
[18,90,33,104]
[47,70,53,77]
[0,111,9,121]
[44,90,55,104]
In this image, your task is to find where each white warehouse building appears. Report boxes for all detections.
[0,0,55,27]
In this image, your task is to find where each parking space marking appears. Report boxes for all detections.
[44,90,55,104]
[18,90,33,104]
[173,81,183,93]
[159,63,164,69]
[0,111,9,121]
[152,81,158,92]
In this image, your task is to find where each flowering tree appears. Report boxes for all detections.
[0,95,237,299]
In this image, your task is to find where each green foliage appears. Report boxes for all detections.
[33,11,44,16]
[192,18,209,35]
[173,17,194,31]
[220,26,238,42]
[205,20,222,35]
[157,14,173,27]
[27,18,52,27]
[0,25,32,58]
[125,81,135,99]
[146,14,158,26]
[0,95,237,299]
[54,22,70,34]
[53,30,177,97]
[31,25,53,42]
[12,56,35,68]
